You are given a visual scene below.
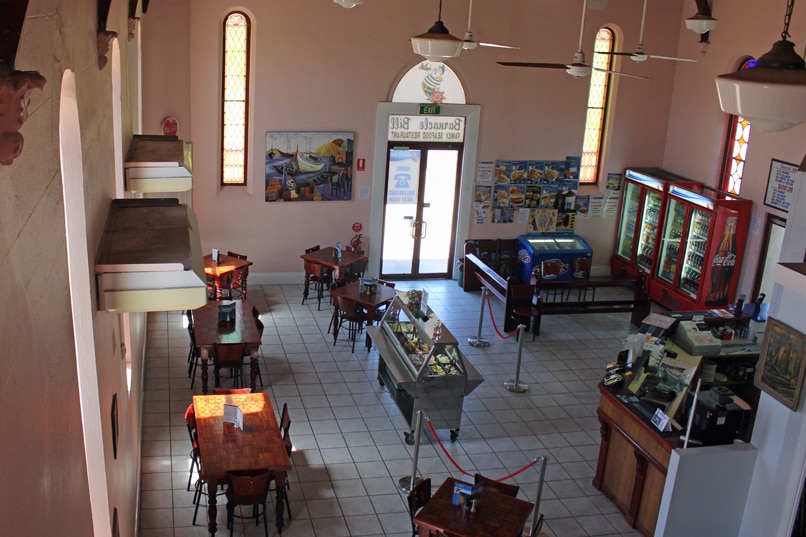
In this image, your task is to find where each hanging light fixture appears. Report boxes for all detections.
[333,0,363,8]
[411,0,463,62]
[715,0,806,132]
[685,13,718,34]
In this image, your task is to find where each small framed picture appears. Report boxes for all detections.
[755,317,806,411]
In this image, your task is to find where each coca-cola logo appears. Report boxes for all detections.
[712,253,736,267]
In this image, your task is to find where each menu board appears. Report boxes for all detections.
[765,158,799,212]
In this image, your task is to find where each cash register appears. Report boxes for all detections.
[672,320,722,356]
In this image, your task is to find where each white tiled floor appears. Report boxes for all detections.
[139,279,643,537]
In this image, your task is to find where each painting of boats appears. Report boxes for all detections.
[265,131,354,202]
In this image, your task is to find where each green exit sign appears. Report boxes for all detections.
[419,105,440,115]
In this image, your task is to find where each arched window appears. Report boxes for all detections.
[221,11,251,185]
[721,59,754,195]
[580,27,614,184]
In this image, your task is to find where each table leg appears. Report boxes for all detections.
[250,350,258,392]
[206,476,219,535]
[274,471,287,534]
[201,348,210,395]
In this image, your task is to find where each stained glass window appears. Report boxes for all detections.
[221,12,251,185]
[721,59,754,196]
[580,28,614,184]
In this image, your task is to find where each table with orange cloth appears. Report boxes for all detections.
[414,476,534,537]
[193,393,292,535]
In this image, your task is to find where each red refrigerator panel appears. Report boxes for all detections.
[650,184,751,310]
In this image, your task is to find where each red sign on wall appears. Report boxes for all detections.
[352,222,363,233]
[357,158,366,171]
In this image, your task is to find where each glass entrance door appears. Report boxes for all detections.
[380,143,462,279]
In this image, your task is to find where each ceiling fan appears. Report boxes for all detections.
[462,0,519,51]
[600,0,698,63]
[497,0,647,79]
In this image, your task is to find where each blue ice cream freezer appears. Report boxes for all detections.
[517,234,593,283]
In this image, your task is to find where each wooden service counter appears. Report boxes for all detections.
[593,382,680,536]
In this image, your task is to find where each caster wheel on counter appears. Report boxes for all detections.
[404,431,414,445]
[450,429,459,442]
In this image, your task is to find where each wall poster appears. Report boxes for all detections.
[764,158,798,212]
[265,131,354,202]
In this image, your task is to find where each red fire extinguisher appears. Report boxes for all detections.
[351,234,363,252]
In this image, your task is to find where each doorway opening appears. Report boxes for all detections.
[380,142,462,279]
[752,214,786,301]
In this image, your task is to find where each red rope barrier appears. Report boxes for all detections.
[485,292,519,339]
[425,417,539,481]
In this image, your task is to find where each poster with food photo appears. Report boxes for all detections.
[542,161,565,184]
[528,209,557,232]
[525,185,541,208]
[510,161,529,183]
[494,160,512,185]
[493,185,510,208]
[474,185,492,209]
[527,161,545,184]
[540,185,559,208]
[508,185,526,208]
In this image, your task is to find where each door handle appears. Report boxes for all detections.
[410,220,427,239]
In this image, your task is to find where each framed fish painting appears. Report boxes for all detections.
[265,131,355,202]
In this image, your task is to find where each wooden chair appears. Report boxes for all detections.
[213,342,247,389]
[327,278,348,334]
[213,387,252,394]
[184,404,201,492]
[407,477,432,537]
[187,323,204,389]
[302,260,333,310]
[225,251,249,299]
[268,403,293,518]
[346,244,365,255]
[508,283,540,341]
[473,473,520,497]
[333,294,367,353]
[345,257,368,283]
[304,244,320,254]
[225,469,272,537]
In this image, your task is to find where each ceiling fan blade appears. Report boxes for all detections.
[596,51,636,56]
[647,54,698,62]
[478,42,520,49]
[593,67,649,79]
[497,61,568,69]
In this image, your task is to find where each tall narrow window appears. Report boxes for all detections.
[721,59,754,196]
[580,27,614,184]
[221,11,251,185]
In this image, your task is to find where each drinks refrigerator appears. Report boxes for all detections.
[611,168,702,279]
[652,184,751,311]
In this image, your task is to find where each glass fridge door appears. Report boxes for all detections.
[616,182,641,260]
[657,199,686,284]
[678,208,711,298]
[635,190,663,271]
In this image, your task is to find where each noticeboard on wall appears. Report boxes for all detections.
[764,159,799,213]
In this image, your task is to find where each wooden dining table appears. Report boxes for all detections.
[414,476,534,537]
[330,280,397,351]
[193,393,292,536]
[191,299,262,394]
[300,246,367,281]
[204,254,253,298]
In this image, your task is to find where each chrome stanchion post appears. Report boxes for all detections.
[398,410,424,492]
[505,324,529,393]
[526,456,548,536]
[467,286,490,347]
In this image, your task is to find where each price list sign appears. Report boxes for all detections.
[765,159,799,212]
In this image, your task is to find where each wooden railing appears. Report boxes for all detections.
[463,252,651,337]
